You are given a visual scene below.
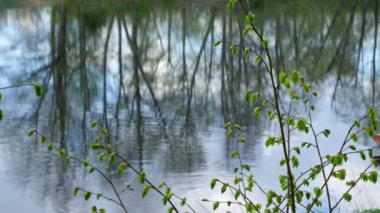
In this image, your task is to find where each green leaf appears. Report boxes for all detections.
[33,83,43,97]
[221,183,228,193]
[167,207,174,213]
[290,69,301,83]
[243,26,253,37]
[348,145,356,151]
[253,107,261,118]
[254,55,262,63]
[354,120,360,128]
[142,185,151,197]
[265,137,277,147]
[39,136,46,143]
[180,198,187,206]
[369,171,378,183]
[99,209,106,213]
[28,129,37,137]
[214,40,222,47]
[322,129,331,137]
[227,0,237,10]
[89,167,96,174]
[82,160,90,168]
[138,172,146,184]
[229,44,238,56]
[90,120,98,128]
[0,92,2,101]
[158,181,166,188]
[313,187,322,197]
[91,143,102,150]
[359,150,366,160]
[210,179,217,189]
[242,164,250,171]
[343,192,352,202]
[84,192,91,201]
[291,156,299,168]
[73,187,80,196]
[108,153,116,164]
[306,192,311,200]
[102,128,109,137]
[233,167,239,173]
[58,149,66,157]
[294,147,301,155]
[0,109,3,122]
[245,12,255,23]
[234,190,241,200]
[117,162,128,176]
[47,143,54,151]
[98,152,107,161]
[296,118,308,132]
[230,150,239,158]
[97,193,104,200]
[261,40,269,48]
[213,201,220,210]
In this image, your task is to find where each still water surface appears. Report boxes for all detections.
[1,0,380,212]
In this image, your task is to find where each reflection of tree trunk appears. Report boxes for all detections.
[55,5,68,145]
[355,0,367,85]
[275,17,285,85]
[115,18,124,119]
[103,16,114,141]
[312,5,341,71]
[185,11,215,123]
[372,0,378,107]
[130,10,144,170]
[205,22,214,108]
[121,17,163,116]
[325,1,357,73]
[79,8,89,138]
[292,7,299,67]
[167,11,172,67]
[221,11,228,120]
[131,14,141,118]
[181,4,187,97]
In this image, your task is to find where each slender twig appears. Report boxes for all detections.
[308,110,332,211]
[0,83,35,90]
[237,1,297,211]
[331,163,373,211]
[75,187,123,207]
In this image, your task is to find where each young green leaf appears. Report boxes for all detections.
[33,84,43,97]
[214,40,222,47]
[84,192,92,201]
[142,185,151,197]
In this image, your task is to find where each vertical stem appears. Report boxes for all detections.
[238,1,296,212]
[372,0,378,107]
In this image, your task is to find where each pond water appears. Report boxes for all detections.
[1,0,380,212]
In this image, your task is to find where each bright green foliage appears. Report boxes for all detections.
[84,192,92,201]
[213,201,219,210]
[73,187,80,196]
[117,162,128,176]
[33,84,43,97]
[210,178,217,189]
[261,40,269,48]
[243,26,253,37]
[227,0,237,10]
[245,12,255,23]
[138,172,146,184]
[142,185,151,197]
[213,40,222,47]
